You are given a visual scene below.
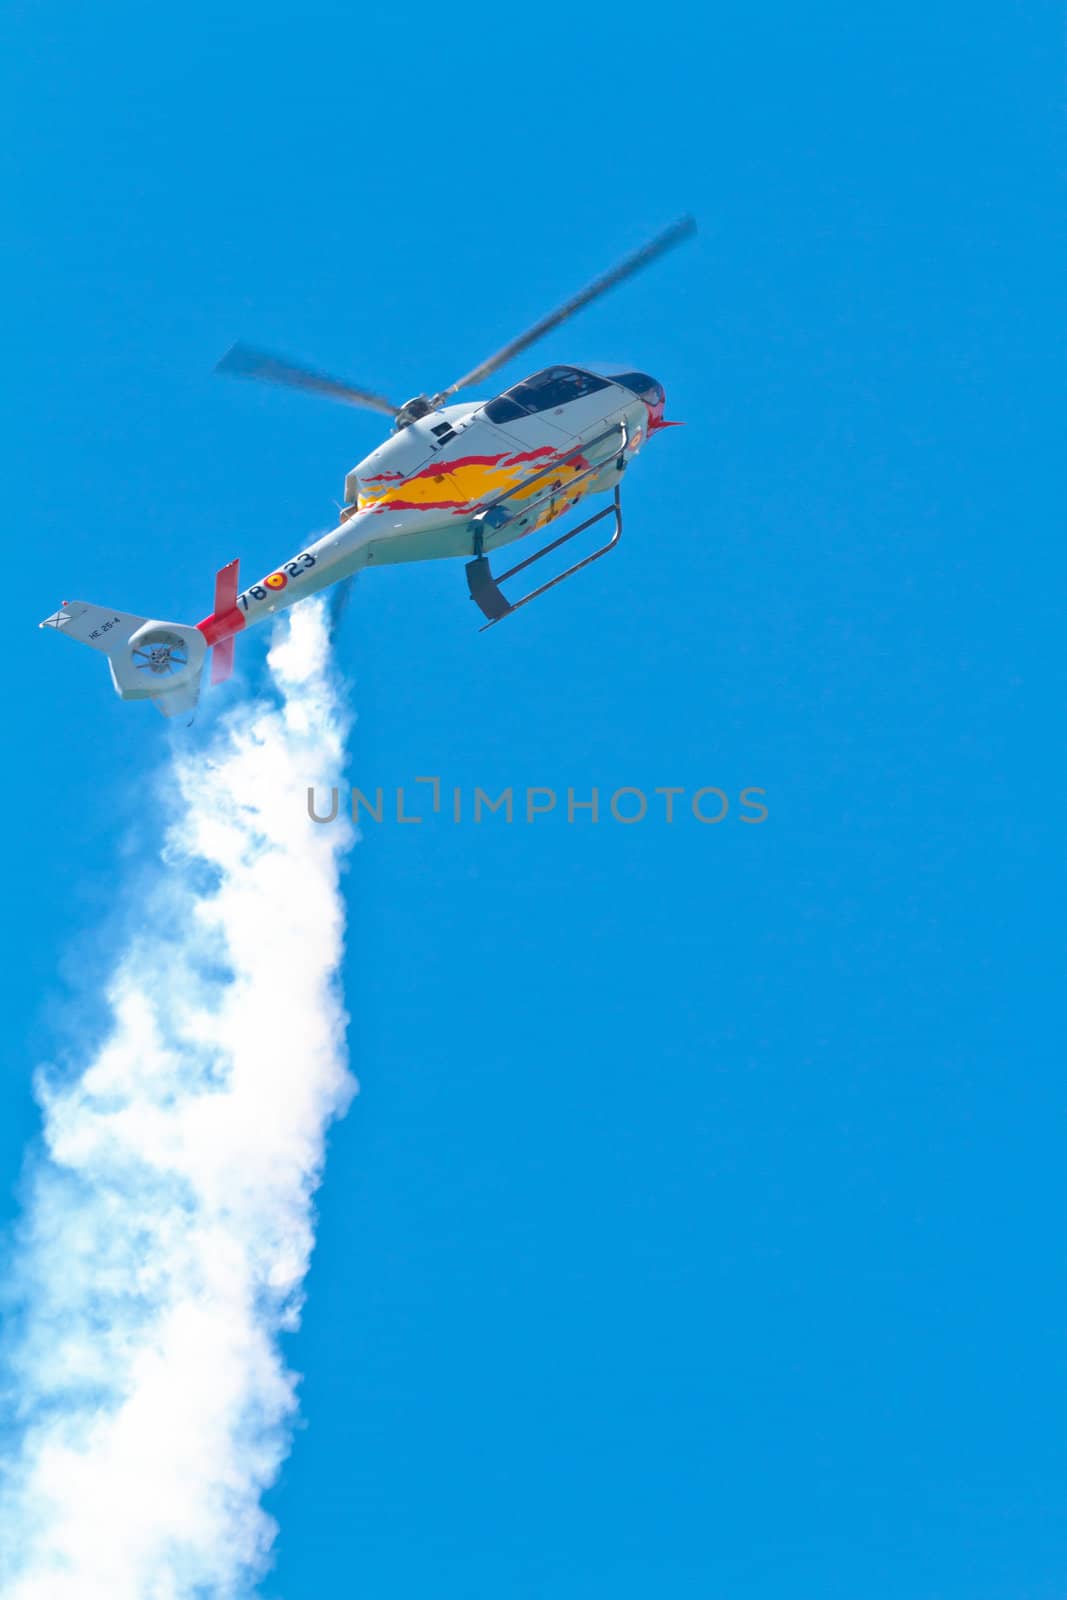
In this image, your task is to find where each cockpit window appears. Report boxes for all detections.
[484,365,610,423]
[483,394,529,424]
[607,371,666,408]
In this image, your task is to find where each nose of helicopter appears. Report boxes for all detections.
[587,367,671,429]
[643,379,669,431]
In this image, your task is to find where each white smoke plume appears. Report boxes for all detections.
[0,600,356,1599]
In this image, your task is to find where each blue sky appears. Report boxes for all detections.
[2,1,1064,1595]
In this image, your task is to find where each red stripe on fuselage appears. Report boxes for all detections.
[503,446,558,465]
[369,497,470,513]
[408,451,510,480]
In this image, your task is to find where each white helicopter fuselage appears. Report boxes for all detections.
[212,372,656,641]
[42,210,696,718]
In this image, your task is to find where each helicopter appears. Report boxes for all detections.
[40,216,696,717]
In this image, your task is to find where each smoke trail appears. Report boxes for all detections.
[0,600,355,1599]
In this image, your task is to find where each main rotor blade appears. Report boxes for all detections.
[216,343,399,417]
[432,215,697,404]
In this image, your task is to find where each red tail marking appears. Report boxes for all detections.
[214,558,240,614]
[201,558,242,684]
[211,635,236,685]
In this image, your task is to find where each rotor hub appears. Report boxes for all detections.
[393,394,434,430]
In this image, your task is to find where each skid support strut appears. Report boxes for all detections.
[465,486,623,629]
[465,422,627,629]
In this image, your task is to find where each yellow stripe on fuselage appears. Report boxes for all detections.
[357,447,586,516]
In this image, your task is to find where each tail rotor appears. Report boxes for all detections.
[40,606,207,718]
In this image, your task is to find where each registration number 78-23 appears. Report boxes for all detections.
[237,551,317,610]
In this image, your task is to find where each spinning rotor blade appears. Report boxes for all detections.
[216,343,399,417]
[432,215,697,405]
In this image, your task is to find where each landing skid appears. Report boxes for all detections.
[465,485,623,630]
[465,421,627,630]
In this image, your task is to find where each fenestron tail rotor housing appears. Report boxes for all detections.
[131,628,189,677]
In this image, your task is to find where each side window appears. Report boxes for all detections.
[569,370,611,399]
[484,368,610,423]
[484,395,531,424]
[516,367,610,412]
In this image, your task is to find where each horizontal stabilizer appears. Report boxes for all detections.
[40,602,150,654]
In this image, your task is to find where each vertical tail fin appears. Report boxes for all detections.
[210,559,240,685]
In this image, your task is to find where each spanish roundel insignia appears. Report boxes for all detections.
[265,571,288,591]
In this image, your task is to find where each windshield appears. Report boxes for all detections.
[603,371,665,408]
